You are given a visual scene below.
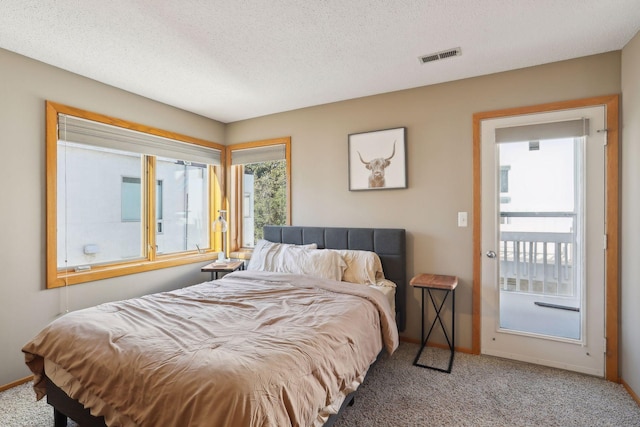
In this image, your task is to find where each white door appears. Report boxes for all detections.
[480,106,606,376]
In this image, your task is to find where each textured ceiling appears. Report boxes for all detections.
[1,1,639,123]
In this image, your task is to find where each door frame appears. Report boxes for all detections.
[472,95,620,382]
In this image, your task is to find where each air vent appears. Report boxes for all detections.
[419,47,462,64]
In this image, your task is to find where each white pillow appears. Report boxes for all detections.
[333,249,384,285]
[248,240,317,271]
[248,240,348,281]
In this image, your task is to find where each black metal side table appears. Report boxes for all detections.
[410,273,458,373]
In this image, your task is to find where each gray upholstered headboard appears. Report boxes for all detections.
[263,225,406,332]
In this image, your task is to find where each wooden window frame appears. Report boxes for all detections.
[46,101,225,288]
[226,137,291,257]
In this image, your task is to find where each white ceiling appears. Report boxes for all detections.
[2,1,639,123]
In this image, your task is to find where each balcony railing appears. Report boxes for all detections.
[499,212,577,297]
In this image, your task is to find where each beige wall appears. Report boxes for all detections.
[0,48,226,386]
[2,45,635,390]
[227,52,622,352]
[621,31,640,396]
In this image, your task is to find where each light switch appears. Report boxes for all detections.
[458,212,468,227]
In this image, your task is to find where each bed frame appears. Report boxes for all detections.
[47,225,406,427]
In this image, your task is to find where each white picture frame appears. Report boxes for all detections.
[348,127,407,191]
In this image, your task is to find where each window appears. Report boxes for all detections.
[122,177,142,222]
[499,165,512,207]
[156,180,164,233]
[47,101,224,288]
[500,165,511,194]
[227,138,291,251]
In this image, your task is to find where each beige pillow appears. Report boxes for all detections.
[333,249,384,285]
[278,247,347,281]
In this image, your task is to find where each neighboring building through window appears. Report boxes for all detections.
[46,101,224,288]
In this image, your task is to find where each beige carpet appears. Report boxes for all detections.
[2,342,639,426]
[0,381,77,427]
[335,343,640,426]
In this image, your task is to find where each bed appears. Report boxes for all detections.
[23,226,406,427]
[263,226,407,332]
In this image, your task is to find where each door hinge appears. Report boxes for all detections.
[604,337,607,354]
[603,234,608,250]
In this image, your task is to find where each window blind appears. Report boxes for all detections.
[495,118,590,143]
[58,114,221,165]
[230,144,286,165]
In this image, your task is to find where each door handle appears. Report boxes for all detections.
[486,250,497,259]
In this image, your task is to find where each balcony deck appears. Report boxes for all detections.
[500,291,580,340]
[498,227,581,340]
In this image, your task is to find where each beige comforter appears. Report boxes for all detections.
[23,271,398,427]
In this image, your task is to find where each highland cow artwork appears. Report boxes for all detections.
[348,127,407,191]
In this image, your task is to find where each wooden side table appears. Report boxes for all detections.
[201,260,245,280]
[410,273,458,373]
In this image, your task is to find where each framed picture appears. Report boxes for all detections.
[348,127,407,191]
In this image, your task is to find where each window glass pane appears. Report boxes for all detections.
[242,159,287,247]
[499,138,575,214]
[155,157,210,254]
[57,142,144,269]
